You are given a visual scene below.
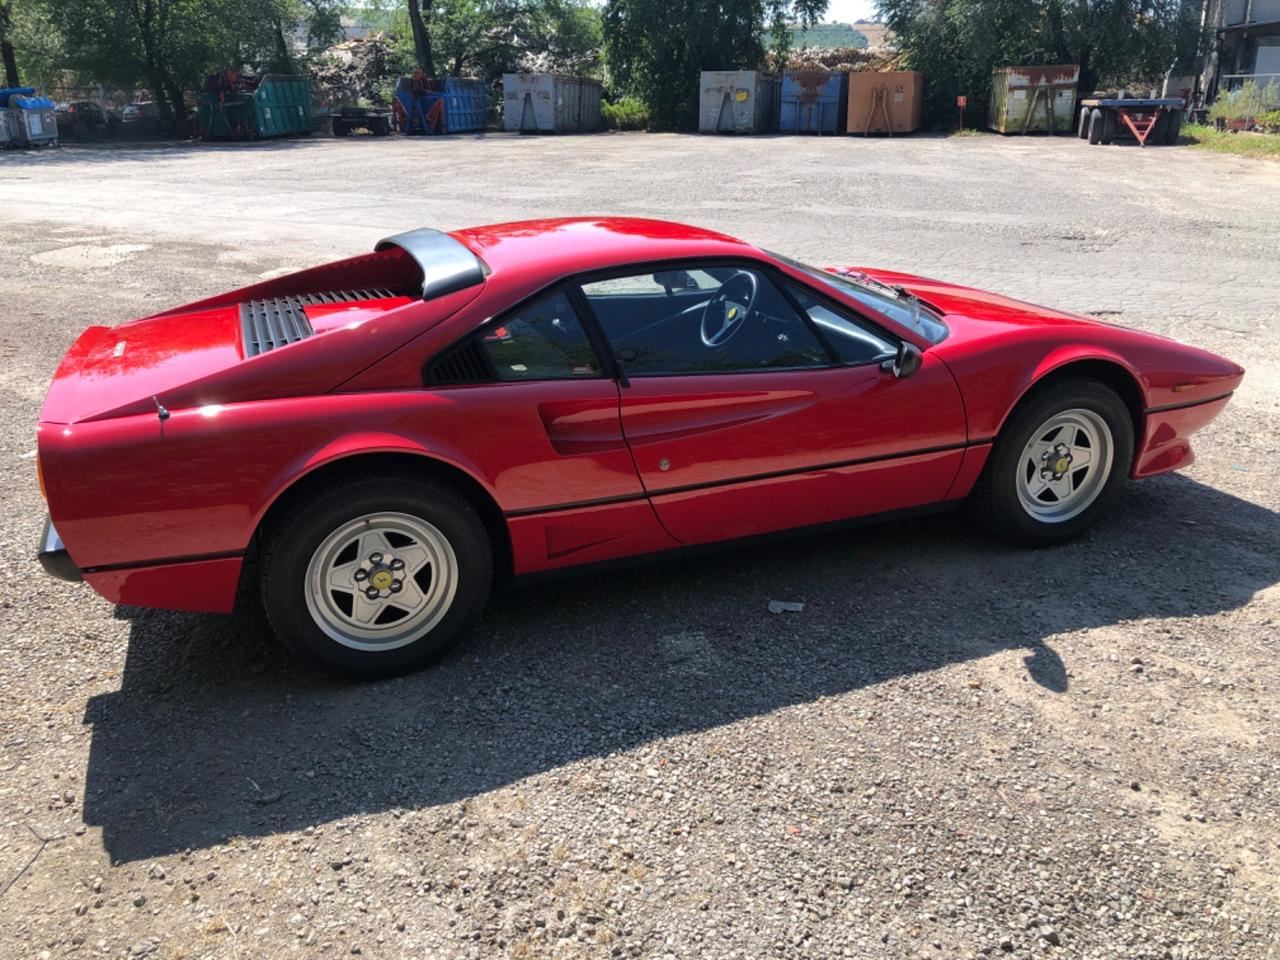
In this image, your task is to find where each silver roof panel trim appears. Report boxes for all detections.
[375,228,486,300]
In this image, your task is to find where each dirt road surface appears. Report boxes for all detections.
[1,133,1277,959]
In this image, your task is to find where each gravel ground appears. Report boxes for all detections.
[0,133,1277,960]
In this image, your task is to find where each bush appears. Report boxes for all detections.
[1260,110,1280,133]
[1208,80,1280,127]
[601,96,649,130]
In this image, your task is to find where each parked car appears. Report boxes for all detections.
[35,218,1243,676]
[120,102,160,123]
[62,100,115,126]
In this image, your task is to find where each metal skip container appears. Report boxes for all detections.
[699,70,780,133]
[989,65,1079,134]
[0,87,59,147]
[846,71,923,134]
[780,70,848,134]
[198,73,312,139]
[395,76,486,134]
[502,74,603,132]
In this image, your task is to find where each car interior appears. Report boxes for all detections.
[580,267,829,374]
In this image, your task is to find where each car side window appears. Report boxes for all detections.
[480,289,602,381]
[580,266,828,376]
[786,284,897,365]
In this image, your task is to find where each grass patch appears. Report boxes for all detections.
[1182,123,1280,159]
[949,127,983,137]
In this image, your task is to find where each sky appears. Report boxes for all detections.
[821,0,880,22]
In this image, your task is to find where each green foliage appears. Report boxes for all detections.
[879,0,1200,128]
[766,20,868,50]
[604,0,828,131]
[380,1,603,82]
[9,0,65,88]
[1183,121,1280,158]
[601,94,648,129]
[24,0,343,123]
[1207,80,1280,125]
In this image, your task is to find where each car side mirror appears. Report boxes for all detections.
[880,341,923,379]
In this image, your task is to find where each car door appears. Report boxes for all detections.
[577,263,968,545]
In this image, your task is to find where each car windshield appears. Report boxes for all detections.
[769,251,949,344]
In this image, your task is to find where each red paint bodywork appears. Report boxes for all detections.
[37,218,1244,614]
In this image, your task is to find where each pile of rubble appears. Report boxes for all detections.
[770,45,909,74]
[310,34,394,107]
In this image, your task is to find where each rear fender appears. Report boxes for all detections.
[251,430,497,533]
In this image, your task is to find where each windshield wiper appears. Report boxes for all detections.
[892,284,924,333]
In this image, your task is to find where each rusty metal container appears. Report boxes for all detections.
[846,71,922,134]
[699,71,780,133]
[780,70,848,134]
[989,65,1079,134]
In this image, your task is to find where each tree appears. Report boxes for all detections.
[407,0,437,75]
[36,0,342,126]
[604,0,828,131]
[878,0,1199,127]
[0,0,19,85]
[382,0,602,84]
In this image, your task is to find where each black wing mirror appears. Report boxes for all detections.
[880,341,923,379]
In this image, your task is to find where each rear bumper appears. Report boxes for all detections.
[38,516,82,582]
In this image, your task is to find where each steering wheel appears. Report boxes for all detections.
[700,271,759,348]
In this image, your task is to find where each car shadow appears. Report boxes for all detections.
[81,474,1280,862]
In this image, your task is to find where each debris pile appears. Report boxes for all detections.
[770,45,909,74]
[310,34,395,107]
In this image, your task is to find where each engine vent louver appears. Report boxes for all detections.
[239,288,397,357]
[426,337,492,385]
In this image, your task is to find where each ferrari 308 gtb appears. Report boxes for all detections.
[36,218,1242,676]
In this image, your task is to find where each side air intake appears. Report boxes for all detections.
[240,289,396,357]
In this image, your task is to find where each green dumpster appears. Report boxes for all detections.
[198,74,312,140]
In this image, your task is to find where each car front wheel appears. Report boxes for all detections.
[969,380,1134,546]
[261,475,492,678]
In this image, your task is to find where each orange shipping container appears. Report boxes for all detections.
[846,71,923,134]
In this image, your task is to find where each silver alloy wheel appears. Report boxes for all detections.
[1015,408,1114,523]
[304,512,458,652]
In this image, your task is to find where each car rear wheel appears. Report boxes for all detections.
[261,475,492,678]
[968,380,1134,546]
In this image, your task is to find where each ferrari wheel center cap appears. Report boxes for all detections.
[1042,443,1073,479]
[370,569,394,591]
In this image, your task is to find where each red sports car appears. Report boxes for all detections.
[36,218,1242,676]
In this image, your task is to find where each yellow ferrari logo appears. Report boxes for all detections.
[727,307,738,319]
[370,569,394,590]
[1053,456,1070,474]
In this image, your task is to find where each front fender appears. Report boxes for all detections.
[981,344,1147,440]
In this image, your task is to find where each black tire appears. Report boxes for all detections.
[374,117,390,136]
[1150,112,1168,146]
[1087,108,1104,144]
[261,474,492,678]
[1100,108,1116,144]
[332,120,349,136]
[1077,107,1091,139]
[967,379,1134,547]
[1164,110,1182,145]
